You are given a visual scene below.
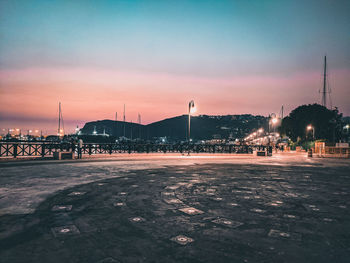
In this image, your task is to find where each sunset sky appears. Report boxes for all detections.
[1,0,349,134]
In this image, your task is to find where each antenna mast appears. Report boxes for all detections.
[322,56,327,107]
[58,102,64,137]
[58,102,61,136]
[123,104,126,137]
[321,56,331,108]
[138,113,141,139]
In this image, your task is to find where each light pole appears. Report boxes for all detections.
[306,124,315,140]
[188,100,196,143]
[269,113,278,133]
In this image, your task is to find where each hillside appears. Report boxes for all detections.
[81,114,268,141]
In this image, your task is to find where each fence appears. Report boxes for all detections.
[315,146,350,158]
[0,142,256,158]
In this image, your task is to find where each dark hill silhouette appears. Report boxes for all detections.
[81,114,268,141]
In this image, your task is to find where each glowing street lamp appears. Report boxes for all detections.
[188,100,196,143]
[306,124,315,139]
[269,113,278,133]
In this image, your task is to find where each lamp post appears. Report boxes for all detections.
[306,124,315,140]
[269,113,278,133]
[188,100,196,143]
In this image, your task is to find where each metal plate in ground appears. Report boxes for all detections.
[179,207,204,215]
[68,191,86,196]
[129,217,145,223]
[97,257,121,263]
[51,205,72,212]
[170,235,194,245]
[212,218,243,228]
[268,229,290,238]
[51,225,80,237]
[164,198,183,204]
[113,202,125,207]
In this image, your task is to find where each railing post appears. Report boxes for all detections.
[89,144,92,155]
[41,144,45,158]
[13,143,18,158]
[109,144,112,155]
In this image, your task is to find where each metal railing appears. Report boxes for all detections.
[0,142,256,158]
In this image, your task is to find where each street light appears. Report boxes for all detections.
[188,100,196,143]
[306,124,315,139]
[269,113,278,133]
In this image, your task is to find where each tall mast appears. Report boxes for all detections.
[123,104,126,122]
[138,113,141,139]
[58,102,61,136]
[123,104,126,137]
[322,56,327,108]
[281,105,284,119]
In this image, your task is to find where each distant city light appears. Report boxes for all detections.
[307,125,313,131]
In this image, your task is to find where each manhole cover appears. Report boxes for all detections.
[171,235,194,245]
[179,207,204,215]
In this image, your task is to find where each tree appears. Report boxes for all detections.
[279,104,343,142]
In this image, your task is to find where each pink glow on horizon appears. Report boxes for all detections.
[1,67,349,133]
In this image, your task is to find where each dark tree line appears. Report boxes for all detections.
[279,104,343,142]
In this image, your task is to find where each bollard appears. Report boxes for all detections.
[267,146,273,156]
[308,148,313,157]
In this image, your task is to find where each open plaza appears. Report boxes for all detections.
[0,153,349,262]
